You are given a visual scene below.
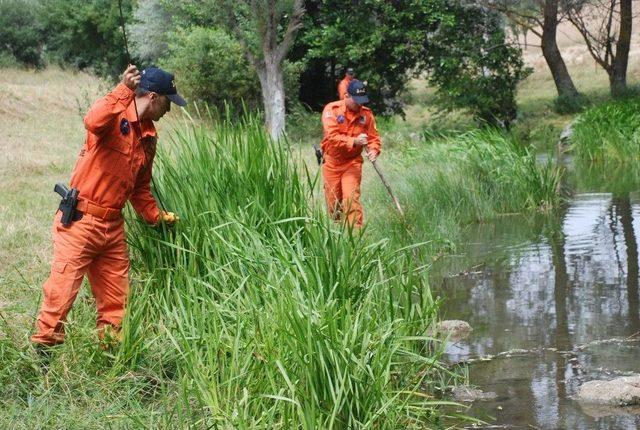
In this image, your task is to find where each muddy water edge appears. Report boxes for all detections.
[433,163,640,429]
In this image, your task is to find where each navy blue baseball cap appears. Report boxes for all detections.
[139,67,187,107]
[347,79,369,104]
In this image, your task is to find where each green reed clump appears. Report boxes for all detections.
[366,128,561,248]
[571,97,640,164]
[121,116,468,428]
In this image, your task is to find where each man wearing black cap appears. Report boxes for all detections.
[31,64,186,347]
[320,79,381,227]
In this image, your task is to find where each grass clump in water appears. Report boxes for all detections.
[119,115,469,428]
[571,97,640,164]
[367,128,562,249]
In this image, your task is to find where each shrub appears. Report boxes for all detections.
[553,93,588,115]
[0,0,44,68]
[424,4,531,128]
[160,27,260,110]
[39,0,133,79]
[0,52,20,68]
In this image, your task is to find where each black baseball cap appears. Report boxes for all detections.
[346,67,354,76]
[347,79,369,104]
[139,67,187,107]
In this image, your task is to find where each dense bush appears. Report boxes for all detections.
[424,4,531,128]
[39,0,133,78]
[0,0,136,77]
[0,0,44,68]
[160,27,260,110]
[294,0,441,115]
[553,93,588,115]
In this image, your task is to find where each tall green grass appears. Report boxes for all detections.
[366,128,562,249]
[571,97,640,164]
[118,116,468,428]
[0,112,560,428]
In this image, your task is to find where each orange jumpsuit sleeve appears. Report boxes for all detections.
[129,144,160,224]
[83,83,134,137]
[365,112,382,155]
[322,106,356,152]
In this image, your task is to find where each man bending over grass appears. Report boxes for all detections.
[31,65,185,348]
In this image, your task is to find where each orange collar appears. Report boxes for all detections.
[336,99,367,122]
[125,101,157,139]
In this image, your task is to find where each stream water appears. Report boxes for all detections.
[434,181,640,428]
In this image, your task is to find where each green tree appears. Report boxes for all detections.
[0,0,44,67]
[294,0,443,116]
[424,3,531,127]
[219,0,305,140]
[160,27,260,110]
[162,0,305,139]
[39,0,134,78]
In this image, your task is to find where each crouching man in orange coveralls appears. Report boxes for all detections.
[320,79,381,227]
[31,65,185,348]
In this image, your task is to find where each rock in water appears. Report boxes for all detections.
[451,386,497,402]
[578,376,640,406]
[436,320,472,341]
[579,403,640,418]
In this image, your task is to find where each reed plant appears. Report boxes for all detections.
[571,97,640,164]
[366,128,562,249]
[118,115,468,428]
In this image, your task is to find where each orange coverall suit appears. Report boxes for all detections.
[31,83,160,346]
[320,99,381,227]
[337,76,352,100]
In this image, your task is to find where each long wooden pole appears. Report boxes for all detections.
[365,147,405,218]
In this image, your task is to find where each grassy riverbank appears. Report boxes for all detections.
[0,62,630,428]
[0,116,560,428]
[363,128,561,252]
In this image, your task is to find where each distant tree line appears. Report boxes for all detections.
[8,0,616,133]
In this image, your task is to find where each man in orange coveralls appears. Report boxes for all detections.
[31,65,185,348]
[337,67,354,100]
[321,79,381,227]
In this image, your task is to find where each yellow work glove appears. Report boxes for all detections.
[159,210,179,225]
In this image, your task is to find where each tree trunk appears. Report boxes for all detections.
[616,196,640,333]
[611,0,632,97]
[257,57,286,140]
[550,224,571,398]
[541,0,580,99]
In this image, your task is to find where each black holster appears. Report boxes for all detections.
[313,144,324,165]
[54,183,83,226]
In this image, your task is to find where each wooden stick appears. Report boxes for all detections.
[366,147,405,218]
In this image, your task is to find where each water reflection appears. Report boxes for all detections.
[434,193,640,429]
